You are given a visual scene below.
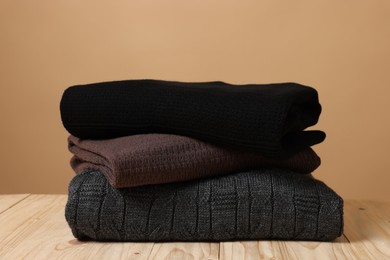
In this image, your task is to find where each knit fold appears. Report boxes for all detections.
[68,134,321,188]
[65,170,343,242]
[60,79,325,158]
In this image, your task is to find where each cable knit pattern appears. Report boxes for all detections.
[68,134,321,188]
[65,170,343,242]
[60,79,326,158]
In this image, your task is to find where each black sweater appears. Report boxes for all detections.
[60,79,325,158]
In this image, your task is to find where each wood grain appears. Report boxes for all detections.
[220,241,282,260]
[149,242,219,260]
[343,200,390,259]
[219,236,353,260]
[0,194,30,214]
[0,197,390,259]
[271,236,354,259]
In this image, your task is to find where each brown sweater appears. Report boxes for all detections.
[68,134,321,188]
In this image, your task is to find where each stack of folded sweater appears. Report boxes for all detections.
[60,79,343,242]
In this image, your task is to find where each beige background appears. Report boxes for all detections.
[0,1,389,201]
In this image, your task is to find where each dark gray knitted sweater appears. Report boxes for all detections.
[65,170,343,242]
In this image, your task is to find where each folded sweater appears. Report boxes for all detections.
[60,79,325,158]
[65,170,343,242]
[69,134,321,188]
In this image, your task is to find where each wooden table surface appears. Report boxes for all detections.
[0,195,389,260]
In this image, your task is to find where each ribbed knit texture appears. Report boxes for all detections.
[69,134,321,188]
[60,79,326,158]
[65,170,343,242]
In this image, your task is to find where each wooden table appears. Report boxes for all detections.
[0,195,389,259]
